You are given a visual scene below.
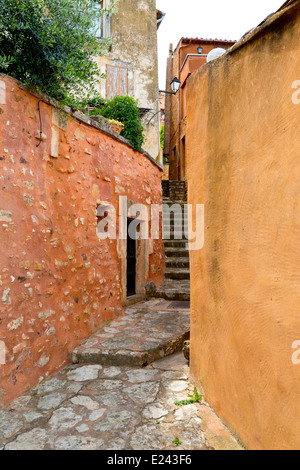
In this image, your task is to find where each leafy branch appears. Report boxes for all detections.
[91,95,144,151]
[0,0,115,105]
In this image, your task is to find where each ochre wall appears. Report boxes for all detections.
[0,75,164,404]
[186,5,300,450]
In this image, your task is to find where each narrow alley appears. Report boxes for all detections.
[1,0,300,452]
[0,300,242,451]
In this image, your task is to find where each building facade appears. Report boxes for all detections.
[164,38,236,181]
[95,0,164,163]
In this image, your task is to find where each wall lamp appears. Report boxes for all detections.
[160,77,181,95]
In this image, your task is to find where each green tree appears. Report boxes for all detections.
[0,0,115,104]
[98,95,144,151]
[160,125,165,150]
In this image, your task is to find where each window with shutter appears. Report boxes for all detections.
[93,1,104,38]
[106,65,128,99]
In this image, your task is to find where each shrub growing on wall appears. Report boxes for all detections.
[97,95,144,151]
[0,0,115,104]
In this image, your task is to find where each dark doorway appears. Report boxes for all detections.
[127,219,136,297]
[181,136,186,180]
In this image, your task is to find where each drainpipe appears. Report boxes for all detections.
[177,40,192,181]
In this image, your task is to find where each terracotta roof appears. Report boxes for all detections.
[181,37,236,43]
[173,37,236,54]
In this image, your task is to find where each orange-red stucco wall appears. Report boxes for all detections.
[0,75,164,404]
[186,4,300,450]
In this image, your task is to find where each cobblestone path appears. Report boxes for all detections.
[0,300,243,451]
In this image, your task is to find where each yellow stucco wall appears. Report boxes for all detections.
[186,2,300,450]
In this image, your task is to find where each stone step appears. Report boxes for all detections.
[164,235,188,242]
[163,233,189,241]
[164,227,188,233]
[163,226,189,233]
[164,228,189,236]
[124,294,146,307]
[164,240,188,248]
[152,279,190,301]
[163,220,189,227]
[164,229,188,234]
[165,247,189,257]
[163,214,188,219]
[166,257,190,268]
[164,239,189,244]
[164,214,189,218]
[71,300,190,367]
[163,223,189,229]
[163,201,187,207]
[165,268,190,280]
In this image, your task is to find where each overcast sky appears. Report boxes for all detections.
[157,0,286,88]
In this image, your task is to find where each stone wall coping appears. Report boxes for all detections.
[229,0,299,55]
[0,74,163,172]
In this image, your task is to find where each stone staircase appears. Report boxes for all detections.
[162,180,187,201]
[71,299,190,367]
[150,181,190,302]
[71,181,191,368]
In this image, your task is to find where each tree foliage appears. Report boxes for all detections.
[97,95,144,151]
[0,0,115,103]
[160,125,164,150]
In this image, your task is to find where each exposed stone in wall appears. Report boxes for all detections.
[0,75,164,404]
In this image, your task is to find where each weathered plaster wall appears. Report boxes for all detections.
[97,0,160,162]
[0,75,164,404]
[186,3,300,450]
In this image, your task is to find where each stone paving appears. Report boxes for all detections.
[151,280,190,302]
[0,352,243,450]
[0,299,243,450]
[72,299,190,367]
